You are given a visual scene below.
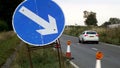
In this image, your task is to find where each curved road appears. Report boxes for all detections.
[60,35,120,68]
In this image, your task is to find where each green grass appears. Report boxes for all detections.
[98,27,120,45]
[0,31,74,68]
[10,45,73,68]
[0,31,20,66]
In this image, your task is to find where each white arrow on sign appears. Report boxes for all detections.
[19,6,58,35]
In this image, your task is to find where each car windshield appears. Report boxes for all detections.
[86,32,96,34]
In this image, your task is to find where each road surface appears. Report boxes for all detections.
[60,35,120,68]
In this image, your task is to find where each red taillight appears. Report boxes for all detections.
[84,34,88,37]
[96,34,99,36]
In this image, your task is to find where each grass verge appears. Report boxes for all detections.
[0,31,20,66]
[10,45,73,68]
[0,31,74,68]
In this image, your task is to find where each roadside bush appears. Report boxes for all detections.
[0,32,20,66]
[105,27,120,45]
[0,20,8,32]
[64,26,89,36]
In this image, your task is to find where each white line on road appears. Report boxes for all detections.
[70,61,80,68]
[92,48,98,51]
[100,42,120,48]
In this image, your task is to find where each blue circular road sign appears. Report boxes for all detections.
[12,0,65,46]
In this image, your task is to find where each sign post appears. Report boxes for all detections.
[12,0,65,68]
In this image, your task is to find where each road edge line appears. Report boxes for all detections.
[70,61,79,68]
[100,42,120,48]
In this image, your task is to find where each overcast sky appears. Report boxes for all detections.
[53,0,120,26]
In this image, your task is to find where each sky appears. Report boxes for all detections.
[53,0,120,26]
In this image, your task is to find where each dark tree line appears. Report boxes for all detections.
[101,18,120,27]
[0,0,22,31]
[83,11,120,27]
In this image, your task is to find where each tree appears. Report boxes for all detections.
[83,11,98,26]
[101,21,110,27]
[0,20,8,32]
[109,18,120,24]
[83,11,89,18]
[0,0,23,30]
[101,18,120,27]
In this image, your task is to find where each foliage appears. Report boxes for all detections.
[101,18,120,27]
[10,45,72,68]
[99,27,120,45]
[64,26,93,36]
[85,14,98,26]
[0,31,20,66]
[83,11,98,26]
[109,18,120,24]
[0,31,72,68]
[11,46,59,68]
[101,21,110,27]
[0,20,8,32]
[0,0,23,30]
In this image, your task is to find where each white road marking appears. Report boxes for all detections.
[100,42,120,48]
[70,61,80,68]
[92,48,98,51]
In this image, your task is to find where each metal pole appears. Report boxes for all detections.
[58,39,65,68]
[26,44,33,68]
[56,40,62,68]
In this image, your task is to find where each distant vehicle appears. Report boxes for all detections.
[78,30,99,44]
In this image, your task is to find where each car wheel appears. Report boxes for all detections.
[95,41,99,44]
[78,39,81,43]
[81,38,85,44]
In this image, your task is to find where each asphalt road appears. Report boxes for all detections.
[60,35,120,68]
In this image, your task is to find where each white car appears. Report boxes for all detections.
[78,30,99,44]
